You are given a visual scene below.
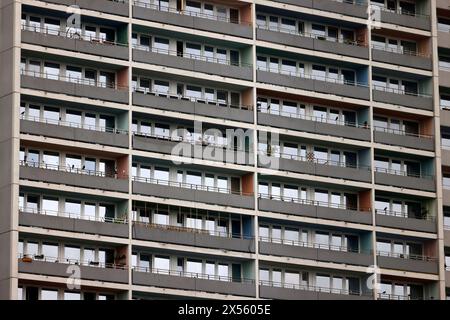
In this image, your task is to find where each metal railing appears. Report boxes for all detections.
[259,280,363,296]
[18,253,127,270]
[257,105,368,128]
[376,250,437,262]
[256,24,365,47]
[258,193,370,212]
[258,149,371,171]
[259,236,363,254]
[21,23,127,47]
[372,84,431,98]
[257,66,368,88]
[133,44,252,68]
[20,160,127,179]
[132,86,253,111]
[370,3,429,19]
[21,69,128,90]
[374,167,432,179]
[20,114,128,135]
[377,292,422,300]
[373,125,433,139]
[375,208,434,221]
[133,221,252,240]
[371,43,429,58]
[133,266,255,283]
[20,206,127,224]
[132,1,251,26]
[132,176,253,196]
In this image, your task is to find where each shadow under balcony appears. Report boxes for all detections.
[18,255,128,284]
[21,26,129,60]
[132,133,254,166]
[132,177,255,210]
[19,161,129,193]
[371,46,432,71]
[258,153,371,183]
[132,2,252,39]
[376,252,439,274]
[259,238,373,267]
[372,87,433,111]
[45,0,129,16]
[259,281,372,300]
[375,210,437,233]
[257,109,371,141]
[132,91,254,123]
[373,127,434,151]
[256,70,370,100]
[271,0,368,18]
[132,268,256,297]
[20,116,129,148]
[374,169,436,192]
[19,209,129,238]
[256,27,369,59]
[258,195,372,225]
[21,71,129,104]
[132,222,255,253]
[133,47,253,81]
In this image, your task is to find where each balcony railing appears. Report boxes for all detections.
[373,126,432,139]
[258,66,368,88]
[259,149,371,171]
[132,176,253,196]
[256,24,365,47]
[371,43,428,58]
[132,1,251,26]
[18,254,127,270]
[20,206,127,224]
[21,69,127,91]
[20,160,126,179]
[375,209,434,221]
[370,3,429,19]
[133,45,252,68]
[21,114,128,135]
[376,250,437,262]
[258,193,369,212]
[257,105,369,129]
[377,292,422,300]
[21,23,127,47]
[259,280,362,296]
[133,266,255,283]
[259,236,363,254]
[132,86,253,111]
[372,84,431,99]
[374,167,432,179]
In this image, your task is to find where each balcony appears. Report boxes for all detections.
[132,222,255,253]
[442,109,450,127]
[20,115,129,148]
[132,2,252,39]
[438,28,450,49]
[45,0,129,16]
[18,255,128,284]
[19,161,129,193]
[442,148,450,167]
[257,108,371,141]
[133,46,252,81]
[443,186,450,206]
[21,25,129,60]
[437,0,450,10]
[21,70,129,104]
[372,86,433,111]
[376,252,439,274]
[439,66,450,88]
[258,151,371,183]
[132,90,254,123]
[256,26,369,59]
[19,208,129,238]
[256,69,370,101]
[373,127,434,151]
[132,132,254,166]
[375,210,437,233]
[371,45,432,71]
[374,168,436,192]
[132,268,256,297]
[259,237,373,266]
[271,0,368,19]
[376,6,430,31]
[258,194,372,225]
[445,225,450,247]
[132,177,255,209]
[446,268,450,288]
[259,281,371,300]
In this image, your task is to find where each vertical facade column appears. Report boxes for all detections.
[0,0,21,300]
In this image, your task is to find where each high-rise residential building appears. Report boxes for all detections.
[0,0,448,300]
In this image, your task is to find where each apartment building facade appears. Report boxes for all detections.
[0,0,448,300]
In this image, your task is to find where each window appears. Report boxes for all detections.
[154,256,170,270]
[41,289,58,300]
[64,246,80,263]
[42,197,58,216]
